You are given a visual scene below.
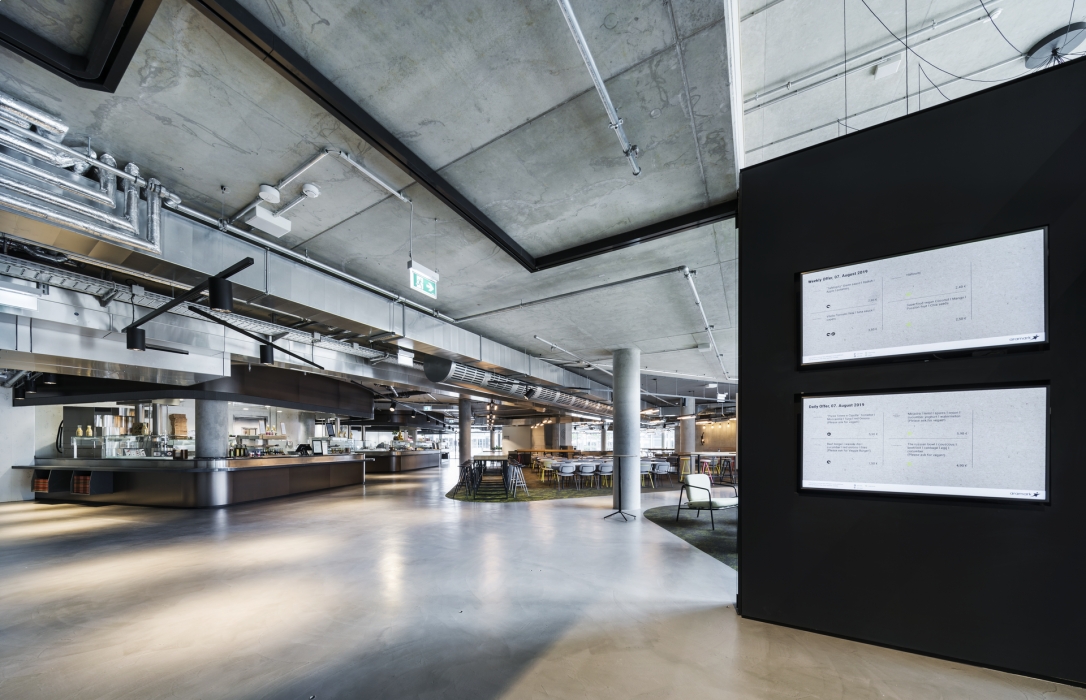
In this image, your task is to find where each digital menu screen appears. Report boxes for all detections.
[801,387,1047,501]
[801,230,1046,365]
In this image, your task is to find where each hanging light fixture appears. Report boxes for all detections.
[127,327,146,351]
[208,276,234,313]
[259,344,274,365]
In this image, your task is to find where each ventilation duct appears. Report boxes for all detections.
[424,357,611,416]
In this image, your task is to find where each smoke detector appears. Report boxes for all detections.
[258,184,280,204]
[1025,22,1086,69]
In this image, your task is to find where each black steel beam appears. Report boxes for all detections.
[187,0,538,271]
[0,0,162,92]
[533,199,738,271]
[121,257,253,332]
[187,305,324,369]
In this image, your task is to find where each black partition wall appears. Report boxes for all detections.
[738,58,1086,685]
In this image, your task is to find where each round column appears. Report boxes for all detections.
[195,399,229,459]
[458,394,473,465]
[612,348,641,511]
[678,396,696,457]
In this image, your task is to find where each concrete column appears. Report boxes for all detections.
[678,397,696,455]
[612,348,641,511]
[600,421,608,453]
[195,400,229,459]
[458,394,472,465]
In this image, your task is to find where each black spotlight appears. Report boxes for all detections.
[390,401,397,410]
[208,276,234,313]
[25,378,36,394]
[127,327,146,351]
[42,373,57,385]
[13,385,25,400]
[259,344,274,365]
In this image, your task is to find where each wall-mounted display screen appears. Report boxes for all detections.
[801,229,1046,365]
[801,387,1047,501]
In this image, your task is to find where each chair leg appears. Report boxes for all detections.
[710,508,715,530]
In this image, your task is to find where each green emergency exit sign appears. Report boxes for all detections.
[409,261,438,299]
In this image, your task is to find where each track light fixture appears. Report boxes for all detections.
[260,344,275,365]
[127,327,146,351]
[390,401,397,410]
[42,373,57,385]
[13,385,25,400]
[25,378,36,394]
[208,276,234,313]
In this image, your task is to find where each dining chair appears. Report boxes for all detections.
[576,463,598,489]
[675,474,738,530]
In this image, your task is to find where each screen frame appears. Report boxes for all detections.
[796,383,1051,504]
[796,227,1050,368]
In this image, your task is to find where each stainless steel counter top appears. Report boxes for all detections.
[22,454,371,473]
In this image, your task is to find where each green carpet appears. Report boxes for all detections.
[643,504,738,571]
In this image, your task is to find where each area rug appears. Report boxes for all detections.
[643,504,738,571]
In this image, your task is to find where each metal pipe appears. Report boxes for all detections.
[146,178,162,249]
[123,163,140,229]
[329,149,409,203]
[0,189,158,251]
[1,370,29,388]
[0,120,142,185]
[97,153,117,202]
[533,334,611,376]
[0,172,135,232]
[746,53,1024,156]
[454,266,686,322]
[278,150,330,190]
[0,93,68,141]
[164,200,456,322]
[0,129,76,168]
[682,267,730,380]
[744,3,1000,112]
[275,192,308,217]
[0,151,114,205]
[555,0,641,176]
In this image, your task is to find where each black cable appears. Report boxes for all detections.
[978,0,1024,54]
[859,0,1010,82]
[920,63,951,101]
[1060,0,1080,50]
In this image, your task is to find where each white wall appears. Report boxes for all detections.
[0,390,37,502]
[34,405,63,458]
[501,426,532,453]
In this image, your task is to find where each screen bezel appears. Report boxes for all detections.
[796,383,1051,504]
[796,228,1049,368]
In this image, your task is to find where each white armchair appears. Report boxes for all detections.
[676,473,737,530]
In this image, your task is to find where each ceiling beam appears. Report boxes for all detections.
[188,0,537,271]
[0,0,162,92]
[533,199,738,271]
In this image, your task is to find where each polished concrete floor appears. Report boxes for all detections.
[0,465,1081,699]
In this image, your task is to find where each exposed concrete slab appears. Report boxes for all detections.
[0,0,107,54]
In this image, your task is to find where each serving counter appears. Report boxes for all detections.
[363,450,442,473]
[16,453,370,508]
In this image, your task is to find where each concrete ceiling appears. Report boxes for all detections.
[0,0,740,388]
[740,0,1076,164]
[0,0,108,55]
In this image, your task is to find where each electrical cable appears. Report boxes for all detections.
[920,63,952,101]
[977,0,1023,54]
[1061,0,1080,50]
[859,0,1011,82]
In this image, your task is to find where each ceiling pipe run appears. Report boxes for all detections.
[555,0,641,176]
[424,357,613,417]
[682,266,731,380]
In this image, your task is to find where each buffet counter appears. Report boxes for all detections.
[363,450,442,473]
[16,453,370,508]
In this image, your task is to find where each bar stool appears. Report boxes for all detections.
[678,456,692,478]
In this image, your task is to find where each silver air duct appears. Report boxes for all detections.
[424,357,612,417]
[0,89,164,254]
